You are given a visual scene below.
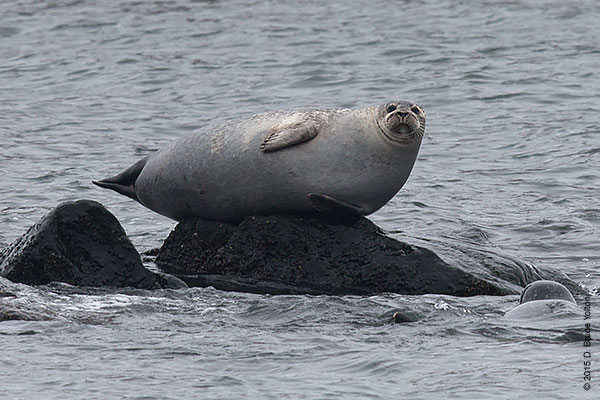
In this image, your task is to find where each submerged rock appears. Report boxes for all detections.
[0,200,184,289]
[155,214,568,296]
[392,311,419,324]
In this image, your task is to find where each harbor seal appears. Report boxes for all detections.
[519,280,576,304]
[93,101,426,222]
[505,280,577,319]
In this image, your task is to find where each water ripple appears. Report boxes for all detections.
[1,0,599,398]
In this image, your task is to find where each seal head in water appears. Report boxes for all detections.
[505,280,577,319]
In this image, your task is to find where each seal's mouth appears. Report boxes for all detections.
[386,113,419,135]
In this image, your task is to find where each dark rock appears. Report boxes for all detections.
[155,214,568,296]
[0,200,184,289]
[155,218,237,276]
[0,310,41,322]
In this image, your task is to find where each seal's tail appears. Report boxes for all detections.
[92,157,148,202]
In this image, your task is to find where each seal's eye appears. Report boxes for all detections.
[386,104,397,113]
[411,106,422,115]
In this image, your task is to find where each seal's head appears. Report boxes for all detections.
[520,280,576,304]
[376,101,426,146]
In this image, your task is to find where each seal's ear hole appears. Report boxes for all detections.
[411,106,422,115]
[386,104,397,113]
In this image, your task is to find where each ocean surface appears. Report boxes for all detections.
[1,0,599,398]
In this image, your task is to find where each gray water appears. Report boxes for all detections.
[1,0,599,398]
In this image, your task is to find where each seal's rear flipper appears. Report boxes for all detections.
[92,157,148,202]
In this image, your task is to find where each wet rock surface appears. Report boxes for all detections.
[0,200,183,289]
[155,214,575,296]
[1,201,580,296]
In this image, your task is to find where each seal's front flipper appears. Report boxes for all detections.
[92,157,148,202]
[308,193,365,219]
[260,122,319,153]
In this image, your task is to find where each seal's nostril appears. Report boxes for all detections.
[398,111,409,118]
